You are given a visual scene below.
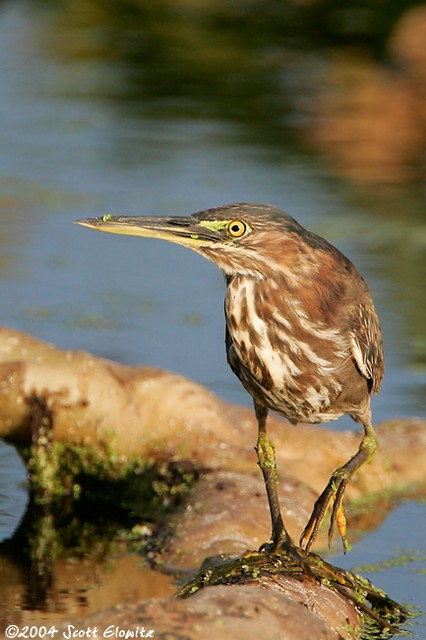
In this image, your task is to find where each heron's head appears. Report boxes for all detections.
[76,203,319,278]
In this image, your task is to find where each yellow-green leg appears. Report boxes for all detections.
[254,401,295,552]
[300,418,378,552]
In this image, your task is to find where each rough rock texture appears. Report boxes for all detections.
[161,470,315,567]
[54,583,358,640]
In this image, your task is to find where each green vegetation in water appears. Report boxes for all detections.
[20,392,196,517]
[17,434,199,580]
[102,213,112,222]
[12,393,200,577]
[22,305,56,321]
[182,312,204,327]
[351,551,426,575]
[22,437,198,520]
[72,312,120,330]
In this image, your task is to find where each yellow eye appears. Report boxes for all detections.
[227,220,247,238]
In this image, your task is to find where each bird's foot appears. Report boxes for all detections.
[259,529,316,578]
[300,469,351,553]
[259,531,299,559]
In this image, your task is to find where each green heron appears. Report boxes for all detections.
[76,203,384,554]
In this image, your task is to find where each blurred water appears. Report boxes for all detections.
[332,500,426,639]
[0,444,27,542]
[0,1,425,635]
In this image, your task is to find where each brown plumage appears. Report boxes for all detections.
[76,203,384,554]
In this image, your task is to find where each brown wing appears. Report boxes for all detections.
[349,303,384,395]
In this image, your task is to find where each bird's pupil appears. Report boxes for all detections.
[229,221,245,236]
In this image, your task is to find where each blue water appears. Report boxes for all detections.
[0,2,425,636]
[332,500,426,638]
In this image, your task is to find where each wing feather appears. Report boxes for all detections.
[349,304,384,394]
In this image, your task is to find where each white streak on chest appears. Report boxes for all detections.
[226,278,301,388]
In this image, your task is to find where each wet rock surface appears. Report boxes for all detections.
[54,583,357,640]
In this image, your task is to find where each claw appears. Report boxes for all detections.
[300,471,350,552]
[301,422,378,552]
[329,481,351,553]
[334,502,347,542]
[300,482,334,551]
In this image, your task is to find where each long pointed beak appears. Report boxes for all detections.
[75,215,210,248]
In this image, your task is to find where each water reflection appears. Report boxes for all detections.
[28,0,426,185]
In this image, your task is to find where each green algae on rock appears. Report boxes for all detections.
[21,394,199,517]
[176,550,409,637]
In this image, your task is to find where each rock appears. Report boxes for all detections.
[0,327,235,461]
[55,583,358,640]
[160,470,315,568]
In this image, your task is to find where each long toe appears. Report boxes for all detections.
[301,470,351,552]
[329,478,350,552]
[300,483,335,551]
